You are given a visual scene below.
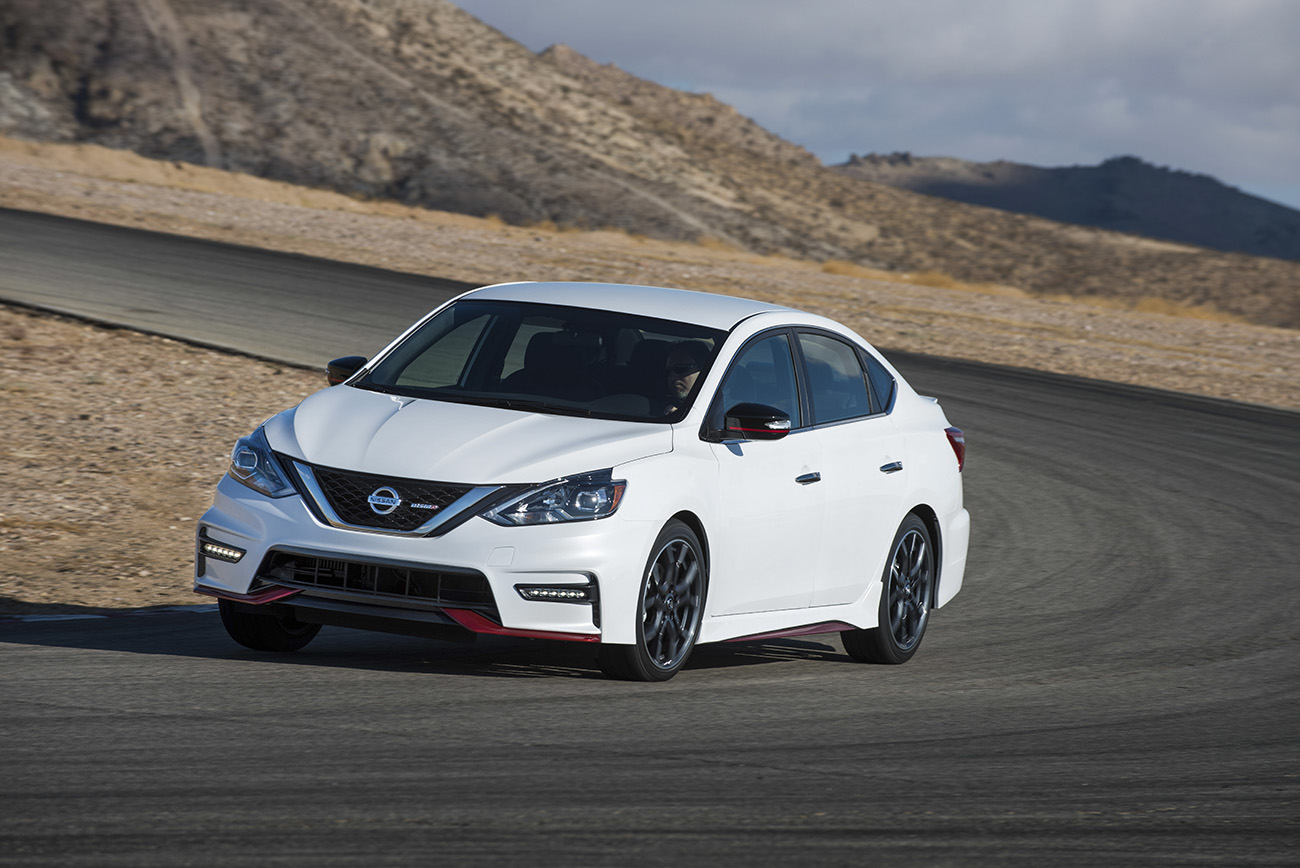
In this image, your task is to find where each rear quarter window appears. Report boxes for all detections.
[863,352,897,415]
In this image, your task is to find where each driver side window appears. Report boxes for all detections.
[712,333,803,430]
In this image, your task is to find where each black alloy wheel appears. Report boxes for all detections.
[843,513,935,665]
[597,519,706,682]
[219,599,322,652]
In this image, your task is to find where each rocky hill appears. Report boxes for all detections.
[835,153,1300,263]
[1,0,1298,328]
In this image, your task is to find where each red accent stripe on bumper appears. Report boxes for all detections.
[193,585,302,605]
[442,608,601,643]
[724,621,856,643]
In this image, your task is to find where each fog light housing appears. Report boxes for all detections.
[516,583,595,603]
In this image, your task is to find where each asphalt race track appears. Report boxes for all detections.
[0,208,472,365]
[2,208,1297,866]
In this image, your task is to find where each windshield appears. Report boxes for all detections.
[356,299,727,422]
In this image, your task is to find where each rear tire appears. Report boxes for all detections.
[843,514,934,665]
[597,520,706,682]
[219,599,321,652]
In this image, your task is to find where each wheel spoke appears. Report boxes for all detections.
[678,591,697,618]
[907,546,924,583]
[653,558,670,589]
[673,560,699,596]
[643,587,661,611]
[644,603,665,639]
[658,616,679,663]
[649,613,668,657]
[665,542,684,576]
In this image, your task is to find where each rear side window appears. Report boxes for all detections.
[797,333,872,425]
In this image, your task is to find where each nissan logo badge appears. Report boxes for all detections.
[367,486,402,515]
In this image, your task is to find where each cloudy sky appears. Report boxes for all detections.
[453,0,1300,210]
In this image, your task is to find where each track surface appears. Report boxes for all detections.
[0,208,471,364]
[2,209,1297,866]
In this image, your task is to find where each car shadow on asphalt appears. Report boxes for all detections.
[0,600,854,680]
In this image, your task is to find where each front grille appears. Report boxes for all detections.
[261,551,498,616]
[306,464,475,532]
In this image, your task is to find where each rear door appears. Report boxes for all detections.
[794,331,909,607]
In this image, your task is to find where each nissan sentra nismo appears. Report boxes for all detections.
[195,282,969,681]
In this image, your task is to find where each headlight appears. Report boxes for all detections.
[482,470,626,526]
[227,427,296,498]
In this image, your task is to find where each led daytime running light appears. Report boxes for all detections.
[516,584,595,603]
[200,541,245,563]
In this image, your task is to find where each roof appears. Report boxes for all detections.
[466,281,796,331]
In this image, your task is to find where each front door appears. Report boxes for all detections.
[706,332,825,615]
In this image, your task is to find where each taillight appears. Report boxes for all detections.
[945,427,965,472]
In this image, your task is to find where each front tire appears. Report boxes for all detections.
[219,599,321,652]
[598,520,706,682]
[843,514,934,665]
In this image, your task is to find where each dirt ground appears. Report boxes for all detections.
[0,307,319,613]
[1,137,1297,614]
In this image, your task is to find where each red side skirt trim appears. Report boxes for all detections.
[194,585,301,605]
[442,608,601,643]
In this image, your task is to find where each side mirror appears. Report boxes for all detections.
[326,355,368,386]
[722,403,791,441]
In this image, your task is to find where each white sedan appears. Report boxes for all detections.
[195,282,969,681]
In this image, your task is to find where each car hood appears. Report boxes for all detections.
[264,386,673,484]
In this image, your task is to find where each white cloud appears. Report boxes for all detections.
[453,0,1300,208]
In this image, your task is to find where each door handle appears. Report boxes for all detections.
[879,461,904,474]
[795,472,822,485]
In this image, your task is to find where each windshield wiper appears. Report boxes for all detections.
[352,387,595,417]
[486,397,595,417]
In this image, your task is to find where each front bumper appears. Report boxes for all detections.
[195,474,657,643]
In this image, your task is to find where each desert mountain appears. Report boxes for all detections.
[836,153,1300,263]
[1,0,1298,328]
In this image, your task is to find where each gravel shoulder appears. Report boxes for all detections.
[1,138,1297,613]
